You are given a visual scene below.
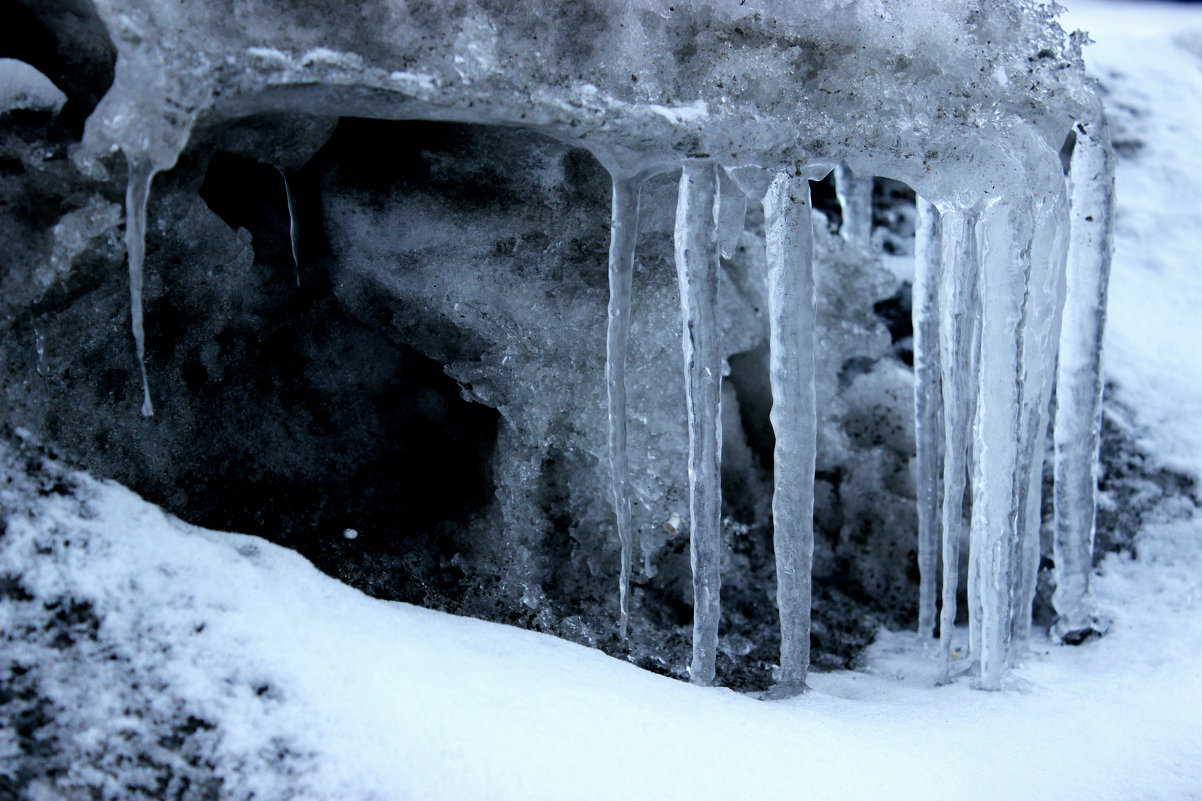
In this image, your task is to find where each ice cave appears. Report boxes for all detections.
[3,0,1201,798]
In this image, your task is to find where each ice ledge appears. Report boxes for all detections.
[77,0,1097,205]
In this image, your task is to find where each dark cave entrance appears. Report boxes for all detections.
[148,135,506,607]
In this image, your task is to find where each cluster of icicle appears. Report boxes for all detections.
[601,119,1115,694]
[115,113,1112,695]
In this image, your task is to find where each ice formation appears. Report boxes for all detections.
[912,197,943,642]
[277,166,301,286]
[123,156,156,418]
[74,0,1113,691]
[1053,113,1116,643]
[603,171,642,639]
[760,169,822,693]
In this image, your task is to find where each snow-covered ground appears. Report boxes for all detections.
[5,1,1202,799]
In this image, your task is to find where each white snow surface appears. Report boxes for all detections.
[7,450,1201,800]
[6,2,1202,798]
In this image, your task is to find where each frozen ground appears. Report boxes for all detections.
[5,1,1202,798]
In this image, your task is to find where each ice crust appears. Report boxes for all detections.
[76,0,1113,689]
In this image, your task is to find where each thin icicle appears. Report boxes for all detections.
[762,170,817,694]
[124,155,157,418]
[966,286,984,665]
[972,198,1035,690]
[1053,117,1116,642]
[675,161,723,686]
[936,208,979,674]
[605,172,644,639]
[834,164,873,248]
[278,166,301,287]
[913,196,943,640]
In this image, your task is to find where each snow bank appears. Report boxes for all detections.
[2,430,1200,800]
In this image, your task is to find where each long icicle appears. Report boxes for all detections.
[125,155,157,418]
[606,172,644,639]
[1010,187,1070,654]
[1053,117,1116,642]
[913,196,944,640]
[937,208,980,674]
[972,198,1034,690]
[278,166,301,287]
[763,170,817,694]
[675,161,723,686]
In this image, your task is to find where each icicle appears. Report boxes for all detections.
[605,172,644,639]
[675,161,723,686]
[125,155,157,417]
[1010,187,1070,654]
[913,196,944,640]
[971,198,1035,690]
[936,208,979,673]
[761,169,817,694]
[1053,117,1116,642]
[278,166,301,287]
[834,164,873,248]
[966,290,984,665]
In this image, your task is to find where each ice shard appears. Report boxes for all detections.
[834,164,873,248]
[124,156,157,418]
[605,172,644,639]
[972,198,1035,690]
[675,161,723,686]
[913,196,943,640]
[936,208,980,671]
[762,170,817,693]
[1053,117,1116,643]
[278,167,301,287]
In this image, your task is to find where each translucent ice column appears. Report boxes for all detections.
[913,196,944,640]
[1010,187,1070,654]
[936,208,980,672]
[605,172,644,639]
[763,170,818,693]
[675,161,723,686]
[972,198,1035,689]
[1053,118,1116,642]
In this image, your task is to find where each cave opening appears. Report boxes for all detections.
[133,131,506,609]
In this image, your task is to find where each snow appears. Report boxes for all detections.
[4,437,1202,799]
[6,1,1202,797]
[0,59,66,115]
[645,100,710,125]
[1062,0,1202,481]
